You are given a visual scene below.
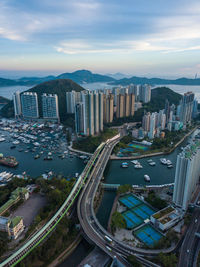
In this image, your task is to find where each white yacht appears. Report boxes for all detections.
[131,160,139,165]
[134,164,143,169]
[0,138,5,142]
[12,140,20,145]
[160,158,167,164]
[121,162,128,168]
[144,175,150,182]
[149,162,156,166]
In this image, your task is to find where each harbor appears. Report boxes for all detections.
[0,119,85,181]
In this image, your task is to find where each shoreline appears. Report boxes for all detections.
[110,126,198,160]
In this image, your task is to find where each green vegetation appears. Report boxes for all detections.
[153,206,174,220]
[117,184,132,195]
[1,79,85,122]
[73,128,118,153]
[184,214,192,226]
[107,87,182,126]
[111,211,126,232]
[153,252,178,267]
[127,255,142,267]
[153,230,179,249]
[145,191,167,210]
[113,135,133,154]
[18,217,78,267]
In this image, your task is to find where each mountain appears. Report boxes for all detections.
[1,79,85,121]
[57,70,115,83]
[110,76,200,86]
[0,70,115,87]
[106,72,132,79]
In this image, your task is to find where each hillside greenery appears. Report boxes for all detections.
[73,128,118,153]
[111,211,126,232]
[1,79,85,122]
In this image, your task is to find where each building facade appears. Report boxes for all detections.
[13,91,22,117]
[21,92,39,119]
[173,140,200,210]
[42,93,59,120]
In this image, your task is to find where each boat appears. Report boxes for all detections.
[160,158,167,164]
[0,156,19,167]
[121,162,128,168]
[10,145,16,149]
[131,160,139,165]
[44,156,53,160]
[149,162,156,166]
[134,164,143,169]
[166,160,172,165]
[147,159,153,162]
[34,154,40,159]
[48,152,52,156]
[144,174,150,182]
[167,165,173,168]
[12,140,20,145]
[75,173,79,178]
[0,138,5,142]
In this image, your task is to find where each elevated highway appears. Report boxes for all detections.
[0,143,105,267]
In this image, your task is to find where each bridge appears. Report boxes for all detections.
[0,142,105,267]
[77,133,180,267]
[101,183,121,190]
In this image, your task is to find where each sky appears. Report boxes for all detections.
[1,0,200,78]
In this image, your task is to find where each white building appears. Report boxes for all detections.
[138,84,151,103]
[66,91,81,114]
[173,140,200,210]
[42,94,59,121]
[21,92,39,119]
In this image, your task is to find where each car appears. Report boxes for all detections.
[187,249,190,253]
[195,219,198,223]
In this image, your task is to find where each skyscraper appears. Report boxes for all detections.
[138,84,151,103]
[148,112,156,139]
[142,112,151,132]
[103,94,114,123]
[179,92,195,124]
[75,102,84,135]
[66,91,81,114]
[42,94,59,121]
[80,91,103,136]
[13,91,22,117]
[116,94,125,118]
[21,92,39,119]
[173,140,200,210]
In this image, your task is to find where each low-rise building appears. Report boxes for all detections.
[150,206,183,231]
[0,216,24,239]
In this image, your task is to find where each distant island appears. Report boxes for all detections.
[1,70,200,87]
[111,76,200,86]
[0,70,114,87]
[1,79,85,123]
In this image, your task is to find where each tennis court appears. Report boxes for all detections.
[119,194,142,209]
[128,143,149,151]
[131,206,149,220]
[139,204,155,216]
[134,224,163,247]
[122,210,143,229]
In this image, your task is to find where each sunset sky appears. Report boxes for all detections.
[1,0,200,78]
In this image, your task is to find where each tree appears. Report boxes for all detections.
[127,255,142,267]
[111,211,126,232]
[117,184,132,195]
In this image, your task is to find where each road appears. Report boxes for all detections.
[178,208,200,267]
[77,135,162,267]
[0,143,105,267]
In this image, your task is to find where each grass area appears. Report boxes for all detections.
[73,128,118,153]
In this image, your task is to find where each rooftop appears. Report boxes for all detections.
[9,216,22,228]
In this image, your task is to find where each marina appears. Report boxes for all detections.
[0,119,85,180]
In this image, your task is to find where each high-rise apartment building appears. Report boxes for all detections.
[138,84,151,103]
[42,94,59,120]
[13,91,22,117]
[75,102,84,135]
[103,94,114,123]
[116,94,125,118]
[21,92,39,119]
[173,140,200,210]
[148,112,156,139]
[179,92,195,124]
[142,112,151,132]
[80,91,103,136]
[66,91,81,114]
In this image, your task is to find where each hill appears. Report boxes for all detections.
[0,79,85,121]
[57,70,115,83]
[111,76,200,86]
[0,70,115,87]
[0,96,10,105]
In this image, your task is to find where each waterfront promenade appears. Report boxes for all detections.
[110,126,198,160]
